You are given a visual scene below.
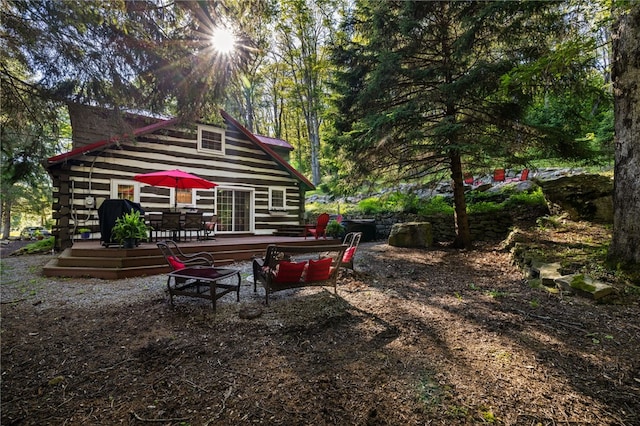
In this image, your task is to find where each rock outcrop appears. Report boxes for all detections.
[537,174,613,223]
[388,222,433,248]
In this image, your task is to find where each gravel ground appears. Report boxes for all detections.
[0,249,340,310]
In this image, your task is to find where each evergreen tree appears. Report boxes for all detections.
[2,0,259,118]
[330,1,598,248]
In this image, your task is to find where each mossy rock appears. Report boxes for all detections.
[555,274,614,300]
[388,222,433,248]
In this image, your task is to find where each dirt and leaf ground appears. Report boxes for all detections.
[1,219,639,425]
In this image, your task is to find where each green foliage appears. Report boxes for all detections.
[309,186,544,218]
[354,192,456,216]
[329,1,602,191]
[465,190,511,205]
[325,219,345,238]
[357,197,385,215]
[467,202,503,214]
[419,196,455,216]
[536,215,563,230]
[521,70,613,164]
[479,407,497,423]
[417,372,442,406]
[111,211,149,244]
[502,187,546,208]
[4,1,256,119]
[12,237,54,255]
[486,289,507,299]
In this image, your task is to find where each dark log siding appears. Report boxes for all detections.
[49,120,306,250]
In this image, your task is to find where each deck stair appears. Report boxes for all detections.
[272,225,308,237]
[43,235,339,280]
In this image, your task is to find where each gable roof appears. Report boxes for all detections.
[46,108,314,190]
[47,117,180,165]
[219,110,313,190]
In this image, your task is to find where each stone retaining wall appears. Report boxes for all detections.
[348,210,515,243]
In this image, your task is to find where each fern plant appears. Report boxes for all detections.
[111,211,150,246]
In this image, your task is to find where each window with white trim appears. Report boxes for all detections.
[198,125,225,154]
[269,187,286,211]
[111,180,139,202]
[172,188,196,207]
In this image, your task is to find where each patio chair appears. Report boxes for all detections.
[202,215,217,240]
[157,240,240,309]
[157,240,215,270]
[505,168,530,183]
[463,172,474,185]
[305,212,330,239]
[155,212,181,242]
[252,243,347,305]
[182,212,204,241]
[341,232,362,271]
[493,168,506,182]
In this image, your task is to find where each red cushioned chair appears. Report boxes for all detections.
[157,240,215,271]
[341,232,362,271]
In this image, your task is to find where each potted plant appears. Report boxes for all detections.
[110,211,150,248]
[77,228,91,239]
[325,219,345,239]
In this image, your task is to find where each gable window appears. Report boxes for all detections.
[198,125,225,154]
[269,187,286,211]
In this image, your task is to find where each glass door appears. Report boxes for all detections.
[216,188,253,232]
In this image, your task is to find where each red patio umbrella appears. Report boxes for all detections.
[134,169,217,209]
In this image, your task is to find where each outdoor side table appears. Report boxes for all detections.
[166,266,241,309]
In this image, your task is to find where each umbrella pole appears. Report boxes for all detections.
[174,178,178,212]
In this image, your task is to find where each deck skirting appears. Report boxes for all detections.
[43,236,340,279]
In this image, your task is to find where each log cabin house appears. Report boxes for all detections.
[46,103,314,252]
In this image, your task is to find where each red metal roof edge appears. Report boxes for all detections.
[46,117,181,165]
[220,110,315,191]
[255,134,294,150]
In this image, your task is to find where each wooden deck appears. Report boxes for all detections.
[43,235,341,280]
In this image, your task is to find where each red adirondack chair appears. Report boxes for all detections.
[305,213,330,239]
[506,168,530,183]
[464,172,474,185]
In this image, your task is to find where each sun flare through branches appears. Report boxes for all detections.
[210,26,236,55]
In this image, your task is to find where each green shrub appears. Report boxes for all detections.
[466,189,511,204]
[418,196,454,215]
[467,201,502,214]
[358,197,384,215]
[13,237,54,255]
[502,187,546,208]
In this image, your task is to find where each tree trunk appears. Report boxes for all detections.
[450,152,472,249]
[1,198,11,239]
[610,4,640,265]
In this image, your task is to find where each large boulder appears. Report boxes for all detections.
[538,174,613,223]
[388,222,433,248]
